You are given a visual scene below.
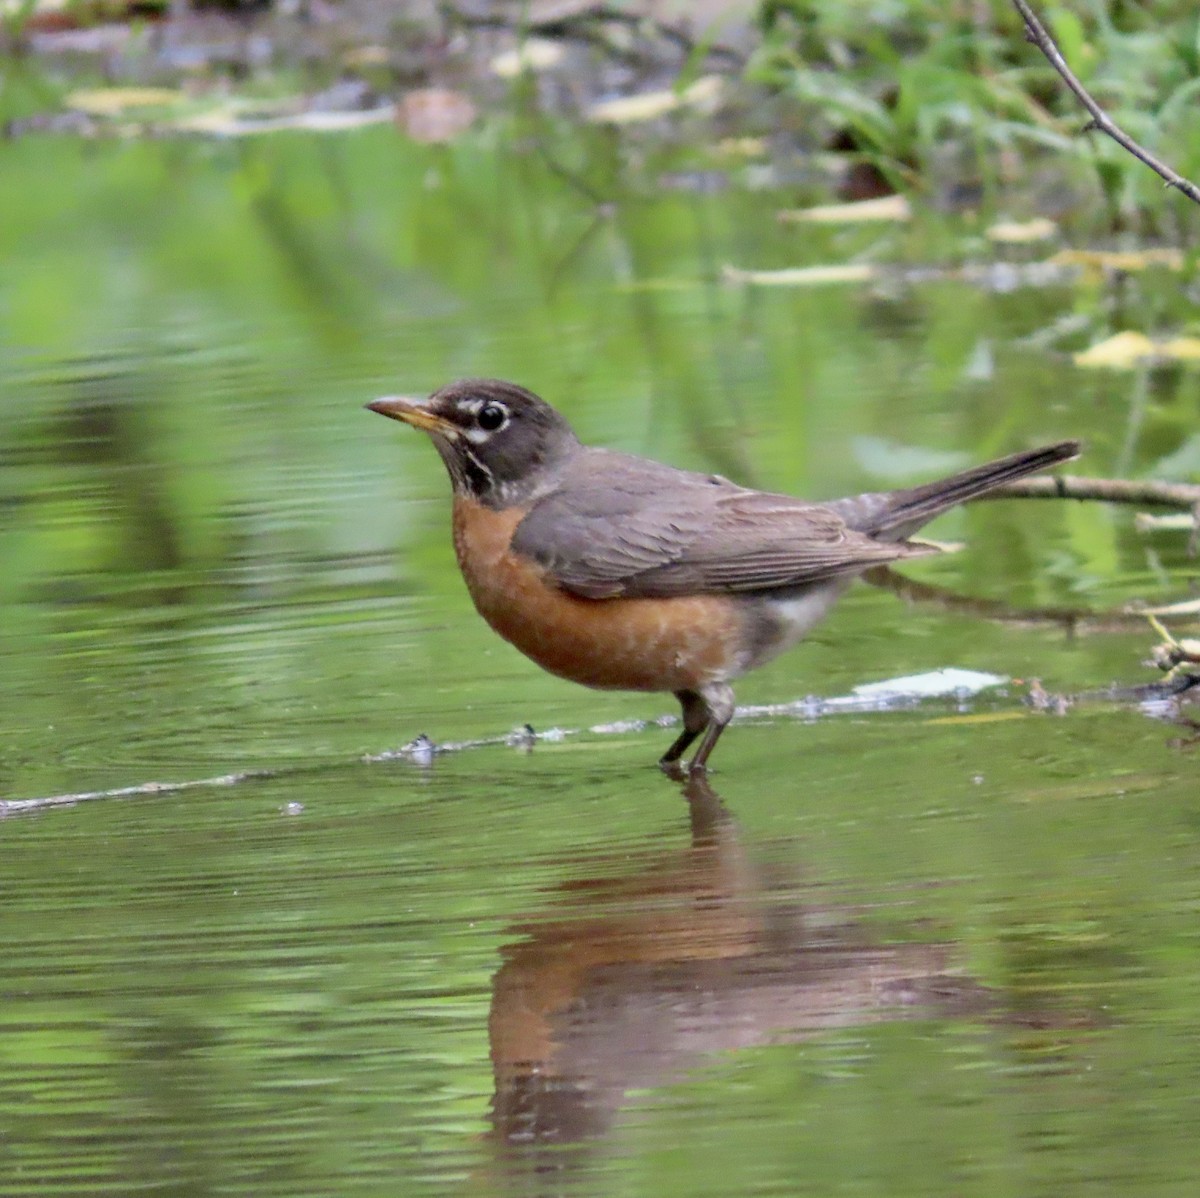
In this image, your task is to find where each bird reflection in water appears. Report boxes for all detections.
[485,777,988,1179]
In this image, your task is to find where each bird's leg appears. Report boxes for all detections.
[659,689,711,772]
[686,683,735,775]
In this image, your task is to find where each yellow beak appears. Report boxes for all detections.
[366,396,458,436]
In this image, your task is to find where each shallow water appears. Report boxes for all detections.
[3,127,1200,1195]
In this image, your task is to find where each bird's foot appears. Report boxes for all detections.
[659,756,713,782]
[658,757,688,781]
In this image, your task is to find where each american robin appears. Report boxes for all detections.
[368,379,1079,774]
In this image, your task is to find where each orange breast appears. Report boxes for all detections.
[451,497,741,694]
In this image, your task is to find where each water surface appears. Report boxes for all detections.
[3,127,1199,1196]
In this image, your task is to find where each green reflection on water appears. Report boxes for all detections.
[2,125,1200,1195]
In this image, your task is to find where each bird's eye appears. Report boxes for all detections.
[476,402,507,432]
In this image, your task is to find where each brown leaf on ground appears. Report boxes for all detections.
[396,88,477,144]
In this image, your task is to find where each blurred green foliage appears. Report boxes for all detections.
[751,0,1200,229]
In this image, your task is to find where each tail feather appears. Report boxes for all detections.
[831,440,1081,541]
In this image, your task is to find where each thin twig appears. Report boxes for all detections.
[988,473,1200,509]
[1011,0,1200,205]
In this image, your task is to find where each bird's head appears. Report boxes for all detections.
[367,378,580,506]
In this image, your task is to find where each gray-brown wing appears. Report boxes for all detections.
[510,453,929,599]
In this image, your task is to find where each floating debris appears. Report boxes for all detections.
[65,87,183,116]
[406,733,436,767]
[341,45,391,68]
[396,88,477,143]
[587,75,723,124]
[0,770,279,816]
[1051,247,1184,273]
[590,718,652,735]
[714,136,768,158]
[778,195,911,224]
[506,723,538,748]
[1073,331,1200,370]
[491,38,565,78]
[985,217,1058,243]
[851,668,1007,701]
[6,668,1177,816]
[722,263,878,287]
[1026,678,1072,714]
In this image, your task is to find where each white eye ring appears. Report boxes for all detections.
[476,402,507,432]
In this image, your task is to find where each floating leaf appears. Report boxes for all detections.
[715,136,768,158]
[1074,330,1200,369]
[853,669,1006,700]
[342,45,391,68]
[1073,331,1157,369]
[779,195,910,224]
[588,75,723,124]
[172,105,397,137]
[589,91,678,123]
[722,263,877,286]
[65,87,182,116]
[1052,247,1183,272]
[491,39,564,78]
[681,76,723,108]
[1162,337,1200,361]
[396,88,476,143]
[985,217,1058,243]
[171,108,242,136]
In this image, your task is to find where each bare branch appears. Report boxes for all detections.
[1011,0,1200,206]
[987,473,1200,509]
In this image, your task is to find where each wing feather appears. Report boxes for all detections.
[510,452,929,599]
